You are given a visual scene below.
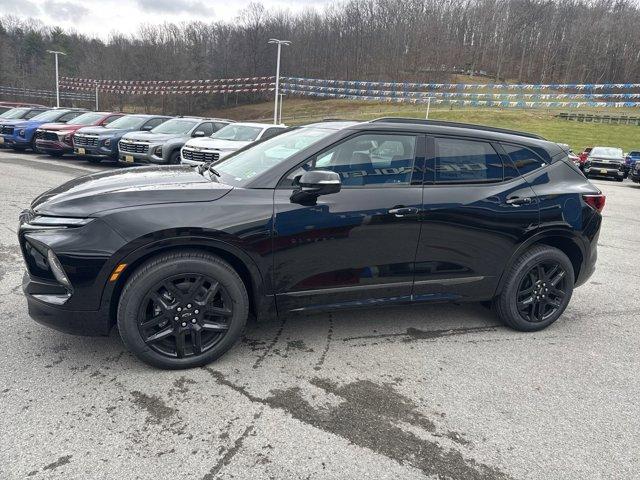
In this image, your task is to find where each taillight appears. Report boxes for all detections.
[583,194,606,213]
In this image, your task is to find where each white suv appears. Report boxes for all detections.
[180,122,287,165]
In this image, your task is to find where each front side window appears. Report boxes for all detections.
[434,137,503,183]
[25,109,45,119]
[195,122,214,137]
[286,133,417,187]
[502,143,546,176]
[58,111,84,123]
[151,119,198,135]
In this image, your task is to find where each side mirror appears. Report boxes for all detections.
[141,124,154,131]
[193,130,206,137]
[290,170,341,204]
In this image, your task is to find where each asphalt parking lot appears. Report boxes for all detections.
[0,149,638,480]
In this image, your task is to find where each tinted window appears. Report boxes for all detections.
[195,122,215,137]
[262,127,286,140]
[142,118,166,129]
[213,122,229,131]
[25,109,45,119]
[502,143,546,176]
[59,111,83,123]
[103,115,123,126]
[434,138,503,183]
[289,133,417,187]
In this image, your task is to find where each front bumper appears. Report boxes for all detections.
[75,145,116,159]
[36,139,73,154]
[23,273,111,336]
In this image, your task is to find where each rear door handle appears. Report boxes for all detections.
[388,207,420,217]
[505,197,533,206]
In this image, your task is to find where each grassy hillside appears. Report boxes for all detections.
[211,98,640,152]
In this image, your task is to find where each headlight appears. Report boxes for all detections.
[154,146,162,156]
[104,138,111,147]
[19,129,25,137]
[28,216,93,228]
[47,249,72,290]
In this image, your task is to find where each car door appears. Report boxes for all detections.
[414,135,540,301]
[273,131,426,312]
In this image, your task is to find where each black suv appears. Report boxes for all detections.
[19,119,604,369]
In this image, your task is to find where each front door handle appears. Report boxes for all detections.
[505,196,533,207]
[388,207,420,217]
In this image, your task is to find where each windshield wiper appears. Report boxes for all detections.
[197,162,221,178]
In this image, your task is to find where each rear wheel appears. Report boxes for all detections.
[495,245,574,331]
[117,250,249,369]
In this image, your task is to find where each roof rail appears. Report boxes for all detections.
[369,117,545,140]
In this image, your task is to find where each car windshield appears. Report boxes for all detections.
[106,115,146,129]
[151,119,198,134]
[31,110,65,122]
[628,151,640,157]
[590,147,623,158]
[213,127,336,186]
[0,108,28,119]
[212,125,263,142]
[69,112,105,126]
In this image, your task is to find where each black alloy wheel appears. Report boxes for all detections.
[118,250,248,369]
[516,262,567,323]
[139,274,233,359]
[495,245,574,331]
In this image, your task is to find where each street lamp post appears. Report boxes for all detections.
[46,50,67,108]
[268,39,291,125]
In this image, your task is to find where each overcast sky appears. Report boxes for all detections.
[0,0,330,39]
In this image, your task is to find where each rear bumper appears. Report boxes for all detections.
[584,166,624,179]
[36,139,73,154]
[23,273,110,336]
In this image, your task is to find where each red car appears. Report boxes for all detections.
[35,111,123,157]
[578,147,593,170]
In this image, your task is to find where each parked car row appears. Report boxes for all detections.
[0,106,287,168]
[569,145,640,182]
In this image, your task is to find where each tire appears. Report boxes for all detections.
[495,245,574,332]
[48,152,64,158]
[86,157,102,164]
[117,250,249,369]
[617,177,624,182]
[169,150,180,164]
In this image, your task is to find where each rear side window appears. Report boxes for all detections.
[502,144,547,175]
[434,137,503,183]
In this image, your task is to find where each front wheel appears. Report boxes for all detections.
[117,250,249,369]
[169,150,180,164]
[495,245,574,332]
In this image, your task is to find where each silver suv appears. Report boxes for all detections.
[118,117,232,165]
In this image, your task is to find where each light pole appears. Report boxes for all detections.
[268,39,290,125]
[46,50,67,107]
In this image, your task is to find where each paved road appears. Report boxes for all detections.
[0,149,638,480]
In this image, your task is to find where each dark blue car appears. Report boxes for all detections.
[0,107,50,148]
[625,151,640,172]
[5,109,86,151]
[73,114,171,163]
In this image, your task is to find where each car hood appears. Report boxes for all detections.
[185,138,248,150]
[121,131,185,143]
[31,165,233,217]
[40,122,97,132]
[0,118,31,127]
[77,126,131,136]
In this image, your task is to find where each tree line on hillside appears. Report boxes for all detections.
[1,0,639,113]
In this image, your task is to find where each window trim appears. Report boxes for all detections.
[277,131,425,190]
[500,142,549,176]
[427,135,506,186]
